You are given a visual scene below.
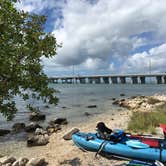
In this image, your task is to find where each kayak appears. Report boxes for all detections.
[126,160,164,166]
[72,130,166,162]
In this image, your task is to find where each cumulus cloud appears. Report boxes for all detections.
[122,43,166,73]
[16,0,166,75]
[15,0,66,13]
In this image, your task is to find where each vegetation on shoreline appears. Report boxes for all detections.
[128,101,166,134]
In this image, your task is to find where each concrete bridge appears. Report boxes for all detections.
[48,73,166,84]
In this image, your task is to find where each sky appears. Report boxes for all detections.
[16,0,166,76]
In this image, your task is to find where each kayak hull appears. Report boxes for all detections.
[72,132,166,162]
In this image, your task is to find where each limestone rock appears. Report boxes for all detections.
[63,128,79,140]
[26,158,47,166]
[35,128,47,135]
[25,123,42,133]
[86,105,97,108]
[12,160,19,166]
[12,157,29,166]
[27,135,49,147]
[59,157,81,166]
[112,100,119,105]
[29,112,46,121]
[5,163,12,166]
[84,112,91,116]
[0,156,16,165]
[12,123,25,132]
[49,118,68,126]
[46,124,61,135]
[0,129,10,136]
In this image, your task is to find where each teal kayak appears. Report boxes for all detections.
[126,160,164,166]
[72,130,166,162]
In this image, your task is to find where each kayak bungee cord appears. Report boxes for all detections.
[95,140,108,158]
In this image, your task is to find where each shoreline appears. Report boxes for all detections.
[1,94,166,165]
[3,108,130,166]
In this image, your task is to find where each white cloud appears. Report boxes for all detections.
[15,0,66,13]
[122,43,166,73]
[16,0,166,75]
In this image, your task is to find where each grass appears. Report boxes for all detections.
[128,102,166,134]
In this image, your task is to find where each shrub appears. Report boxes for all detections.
[128,111,166,134]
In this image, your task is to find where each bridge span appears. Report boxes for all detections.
[48,73,166,84]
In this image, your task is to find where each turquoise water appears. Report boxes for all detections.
[0,84,166,129]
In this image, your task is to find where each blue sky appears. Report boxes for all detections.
[16,0,166,76]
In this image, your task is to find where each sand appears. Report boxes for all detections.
[13,109,130,166]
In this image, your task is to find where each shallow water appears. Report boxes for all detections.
[0,84,166,155]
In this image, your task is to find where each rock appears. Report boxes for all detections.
[46,128,55,134]
[131,96,137,99]
[112,100,119,105]
[59,157,81,166]
[119,101,130,108]
[0,156,16,165]
[111,98,116,100]
[84,112,91,116]
[26,158,47,166]
[120,93,125,96]
[12,158,28,166]
[86,105,97,108]
[44,105,49,108]
[29,112,46,121]
[120,99,125,102]
[0,129,10,136]
[12,123,25,132]
[5,163,12,166]
[25,123,42,133]
[63,128,79,140]
[12,160,19,166]
[49,118,68,126]
[35,128,47,135]
[46,124,61,134]
[27,135,49,147]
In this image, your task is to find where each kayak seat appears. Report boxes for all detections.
[141,138,159,148]
[129,135,159,148]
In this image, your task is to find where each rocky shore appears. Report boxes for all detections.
[113,94,166,112]
[0,110,131,166]
[0,94,166,166]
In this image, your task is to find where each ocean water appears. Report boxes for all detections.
[0,84,166,129]
[0,84,166,155]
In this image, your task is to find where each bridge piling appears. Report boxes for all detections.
[163,76,166,84]
[120,76,126,84]
[156,76,162,84]
[94,77,101,84]
[79,78,86,84]
[102,77,109,84]
[62,78,67,84]
[111,77,118,84]
[131,76,138,84]
[140,76,145,84]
